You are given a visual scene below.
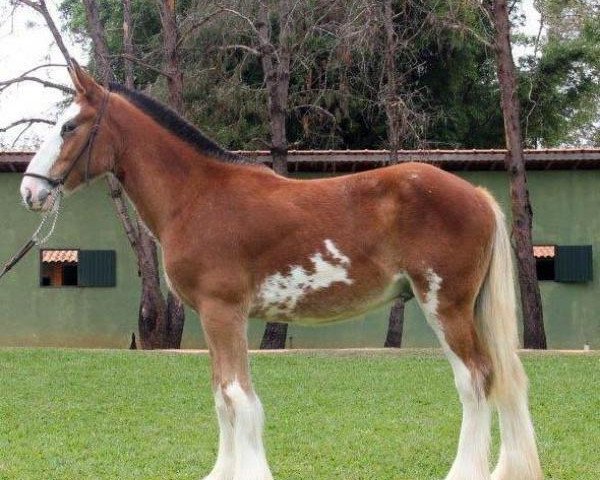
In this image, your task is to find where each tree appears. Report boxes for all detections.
[521,0,600,146]
[157,0,184,112]
[377,0,430,347]
[250,0,294,348]
[81,0,186,349]
[491,0,546,348]
[220,0,371,348]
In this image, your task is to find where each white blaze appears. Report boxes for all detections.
[257,239,353,318]
[20,102,81,205]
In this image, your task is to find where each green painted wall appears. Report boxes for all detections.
[1,170,598,349]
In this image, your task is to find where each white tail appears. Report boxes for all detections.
[475,189,543,480]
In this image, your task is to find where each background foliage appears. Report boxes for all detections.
[56,0,600,151]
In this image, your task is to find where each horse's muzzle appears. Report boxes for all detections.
[20,179,52,212]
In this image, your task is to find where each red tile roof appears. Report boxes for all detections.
[533,245,556,259]
[42,250,78,263]
[3,149,600,173]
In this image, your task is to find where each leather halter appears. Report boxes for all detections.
[23,91,111,188]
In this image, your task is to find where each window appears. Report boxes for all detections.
[534,245,555,281]
[40,249,116,287]
[534,245,593,283]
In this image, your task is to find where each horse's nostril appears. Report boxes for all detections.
[38,188,50,203]
[25,188,33,207]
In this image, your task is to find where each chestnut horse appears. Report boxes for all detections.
[20,64,542,480]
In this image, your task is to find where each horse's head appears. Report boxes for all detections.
[20,62,116,211]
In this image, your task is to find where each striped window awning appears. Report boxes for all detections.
[41,250,79,263]
[533,245,556,259]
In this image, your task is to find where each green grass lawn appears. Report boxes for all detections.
[0,349,597,479]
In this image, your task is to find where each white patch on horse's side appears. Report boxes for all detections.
[256,239,353,318]
[323,239,351,264]
[25,102,81,177]
[223,381,273,480]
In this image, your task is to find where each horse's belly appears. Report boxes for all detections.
[251,262,410,325]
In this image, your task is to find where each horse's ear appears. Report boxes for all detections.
[67,58,103,100]
[67,61,84,94]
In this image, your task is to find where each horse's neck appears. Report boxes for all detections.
[114,127,218,240]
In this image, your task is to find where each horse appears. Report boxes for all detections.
[20,63,543,480]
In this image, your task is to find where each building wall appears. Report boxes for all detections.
[0,170,598,349]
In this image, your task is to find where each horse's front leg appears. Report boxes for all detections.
[200,298,273,480]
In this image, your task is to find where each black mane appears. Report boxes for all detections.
[109,83,241,162]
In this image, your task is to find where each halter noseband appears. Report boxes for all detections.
[23,91,111,188]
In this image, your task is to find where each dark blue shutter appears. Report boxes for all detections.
[78,250,116,287]
[555,245,593,283]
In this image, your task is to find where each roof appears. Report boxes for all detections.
[3,148,600,173]
[533,245,556,259]
[41,249,79,263]
[0,152,31,172]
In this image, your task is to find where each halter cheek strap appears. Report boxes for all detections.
[23,91,110,188]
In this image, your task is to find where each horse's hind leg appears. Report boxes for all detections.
[200,299,273,480]
[440,309,493,480]
[414,272,493,480]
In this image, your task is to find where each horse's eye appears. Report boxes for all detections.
[61,121,77,137]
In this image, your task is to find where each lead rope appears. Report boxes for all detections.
[32,188,63,243]
[0,188,63,281]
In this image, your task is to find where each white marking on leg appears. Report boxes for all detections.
[256,239,353,318]
[224,381,273,480]
[415,269,491,480]
[445,353,492,480]
[204,388,235,480]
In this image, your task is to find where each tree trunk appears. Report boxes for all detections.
[260,322,289,350]
[82,0,112,84]
[381,0,406,348]
[493,0,546,349]
[158,0,184,113]
[385,298,405,348]
[135,217,169,349]
[123,0,134,89]
[257,1,292,349]
[166,291,186,348]
[81,0,186,349]
[155,0,186,346]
